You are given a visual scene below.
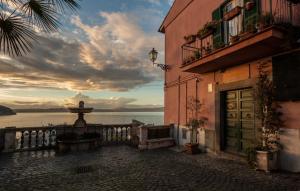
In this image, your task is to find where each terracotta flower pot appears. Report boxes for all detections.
[229,35,240,44]
[245,1,255,11]
[185,143,199,154]
[256,150,279,172]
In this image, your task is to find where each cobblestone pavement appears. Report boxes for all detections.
[0,146,300,191]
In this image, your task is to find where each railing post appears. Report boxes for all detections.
[0,129,5,152]
[3,127,16,152]
[130,120,144,146]
[138,125,148,150]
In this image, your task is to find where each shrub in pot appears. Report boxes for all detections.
[185,97,208,154]
[253,63,284,172]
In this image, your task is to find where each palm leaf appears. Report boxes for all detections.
[22,0,61,32]
[0,12,37,56]
[49,0,80,12]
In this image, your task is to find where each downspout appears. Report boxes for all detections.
[177,76,181,145]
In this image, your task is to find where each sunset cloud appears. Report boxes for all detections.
[0,12,163,92]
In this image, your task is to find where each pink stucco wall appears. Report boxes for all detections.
[163,0,300,130]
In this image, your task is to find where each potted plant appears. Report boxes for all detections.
[213,41,225,50]
[185,97,208,154]
[184,35,196,44]
[256,12,275,32]
[229,34,240,44]
[245,1,255,11]
[197,21,218,39]
[194,50,201,60]
[205,42,212,54]
[223,6,242,21]
[240,23,257,39]
[254,63,284,172]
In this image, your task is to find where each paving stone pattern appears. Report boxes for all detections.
[0,146,299,191]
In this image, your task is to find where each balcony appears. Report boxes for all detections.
[181,0,300,74]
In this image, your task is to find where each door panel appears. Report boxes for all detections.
[225,88,255,154]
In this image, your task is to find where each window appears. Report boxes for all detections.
[224,0,244,44]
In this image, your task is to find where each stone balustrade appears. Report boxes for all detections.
[0,120,144,153]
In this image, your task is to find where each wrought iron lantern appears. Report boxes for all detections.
[148,48,169,71]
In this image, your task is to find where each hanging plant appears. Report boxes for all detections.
[184,35,196,44]
[197,21,217,39]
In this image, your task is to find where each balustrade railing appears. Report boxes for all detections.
[0,123,135,152]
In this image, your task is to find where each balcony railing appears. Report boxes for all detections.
[181,0,300,73]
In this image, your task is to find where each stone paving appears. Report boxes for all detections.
[0,146,300,191]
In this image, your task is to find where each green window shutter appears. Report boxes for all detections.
[244,0,260,28]
[212,7,224,49]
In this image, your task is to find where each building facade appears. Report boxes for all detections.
[160,0,300,172]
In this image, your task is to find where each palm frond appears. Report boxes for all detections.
[49,0,80,12]
[22,0,61,32]
[0,12,37,56]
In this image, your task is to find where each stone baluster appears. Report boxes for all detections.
[121,127,123,141]
[28,131,32,148]
[36,131,39,147]
[42,131,45,147]
[20,131,24,149]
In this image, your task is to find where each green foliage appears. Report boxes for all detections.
[194,50,201,59]
[186,96,208,144]
[258,12,275,26]
[254,62,284,151]
[197,21,218,39]
[0,0,80,56]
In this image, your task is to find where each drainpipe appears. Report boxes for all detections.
[177,76,181,145]
[269,0,272,16]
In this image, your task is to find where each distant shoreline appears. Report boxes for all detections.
[14,108,164,113]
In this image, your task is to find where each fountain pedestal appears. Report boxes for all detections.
[57,101,101,152]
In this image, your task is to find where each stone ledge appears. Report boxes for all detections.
[147,137,175,150]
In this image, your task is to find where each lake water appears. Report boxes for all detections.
[0,112,164,128]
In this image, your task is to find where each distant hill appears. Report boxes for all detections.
[0,105,16,116]
[15,107,164,113]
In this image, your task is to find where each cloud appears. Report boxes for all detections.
[0,11,164,92]
[0,93,162,109]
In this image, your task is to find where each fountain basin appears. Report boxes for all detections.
[57,132,101,152]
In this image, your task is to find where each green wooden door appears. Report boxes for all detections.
[225,89,255,154]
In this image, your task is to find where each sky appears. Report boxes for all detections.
[0,0,174,109]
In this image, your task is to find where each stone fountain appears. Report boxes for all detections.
[68,101,93,128]
[57,101,101,152]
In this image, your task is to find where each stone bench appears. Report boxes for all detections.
[146,137,175,150]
